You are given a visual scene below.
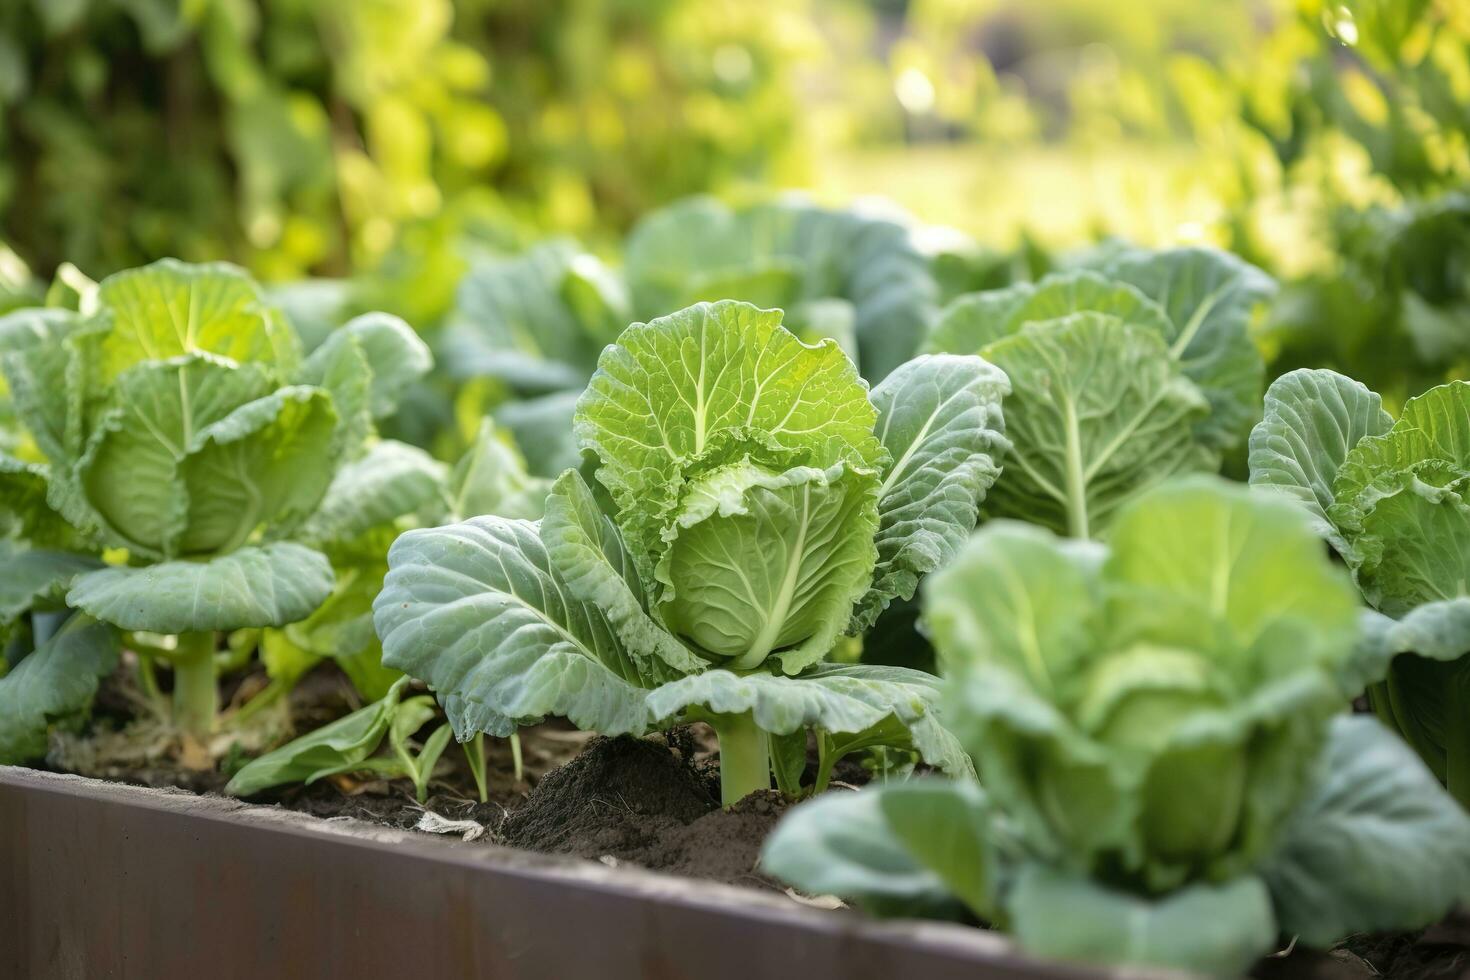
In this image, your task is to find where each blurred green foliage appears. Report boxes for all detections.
[826,0,1470,402]
[0,0,815,282]
[1,0,1466,406]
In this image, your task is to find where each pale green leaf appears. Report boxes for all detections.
[877,778,997,920]
[0,546,103,624]
[67,542,334,633]
[1264,714,1470,946]
[77,354,273,556]
[448,417,549,522]
[761,787,959,916]
[306,312,431,419]
[982,313,1214,538]
[1007,865,1275,977]
[93,259,297,383]
[575,300,885,569]
[225,676,409,796]
[0,615,119,764]
[1102,247,1274,450]
[857,353,1010,629]
[374,517,655,739]
[654,460,878,673]
[177,385,340,554]
[440,240,614,391]
[540,470,701,675]
[646,663,970,775]
[1104,476,1362,675]
[923,520,1104,685]
[1248,368,1392,549]
[302,440,447,546]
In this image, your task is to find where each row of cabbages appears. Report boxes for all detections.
[1,198,1468,977]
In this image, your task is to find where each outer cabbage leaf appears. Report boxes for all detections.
[760,787,961,917]
[439,240,621,392]
[1357,598,1470,791]
[0,615,119,764]
[981,312,1212,538]
[540,469,703,675]
[0,453,85,548]
[447,417,548,522]
[1249,368,1393,549]
[1263,715,1470,946]
[0,308,88,465]
[856,354,1009,630]
[875,778,999,919]
[1103,477,1362,676]
[1006,865,1275,977]
[324,313,431,420]
[574,300,885,569]
[623,196,937,381]
[494,390,581,478]
[301,440,447,546]
[0,545,104,629]
[654,460,878,673]
[92,259,298,383]
[921,284,1035,356]
[1099,247,1275,451]
[374,517,656,739]
[67,542,334,633]
[920,271,1172,362]
[647,663,971,777]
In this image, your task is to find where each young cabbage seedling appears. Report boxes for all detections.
[377,300,1010,805]
[0,260,431,751]
[1252,370,1470,804]
[924,247,1273,537]
[765,478,1470,977]
[225,677,487,804]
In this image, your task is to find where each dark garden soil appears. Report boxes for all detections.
[1253,913,1470,980]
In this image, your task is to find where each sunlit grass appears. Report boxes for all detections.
[811,141,1230,251]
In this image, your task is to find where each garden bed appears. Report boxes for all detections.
[7,730,1467,980]
[0,763,1097,980]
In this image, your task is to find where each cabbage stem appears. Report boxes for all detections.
[171,631,218,741]
[709,711,770,807]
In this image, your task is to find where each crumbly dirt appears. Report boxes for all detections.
[497,732,791,889]
[1253,912,1470,980]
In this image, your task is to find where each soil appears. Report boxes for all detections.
[499,731,791,889]
[1253,914,1470,980]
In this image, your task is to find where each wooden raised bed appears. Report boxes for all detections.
[0,767,1107,980]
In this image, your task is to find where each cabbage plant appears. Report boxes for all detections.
[0,259,430,748]
[923,248,1273,537]
[765,478,1470,976]
[375,300,1009,804]
[1251,370,1470,804]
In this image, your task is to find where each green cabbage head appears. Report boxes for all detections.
[1251,370,1470,804]
[925,477,1361,891]
[2,259,427,562]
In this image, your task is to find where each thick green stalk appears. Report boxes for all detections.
[171,632,218,741]
[709,711,770,807]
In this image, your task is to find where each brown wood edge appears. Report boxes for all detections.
[0,766,1122,980]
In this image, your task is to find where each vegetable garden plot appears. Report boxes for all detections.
[2,201,1470,980]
